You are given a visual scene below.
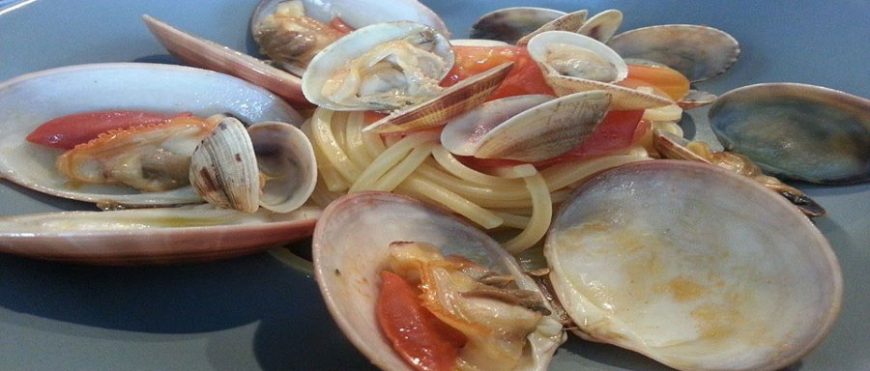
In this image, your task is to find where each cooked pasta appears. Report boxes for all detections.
[304,108,651,252]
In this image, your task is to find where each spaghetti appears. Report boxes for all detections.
[305,108,651,252]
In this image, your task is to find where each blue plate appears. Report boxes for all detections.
[0,0,867,369]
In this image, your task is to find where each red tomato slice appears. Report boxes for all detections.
[26,110,191,149]
[328,17,354,34]
[459,110,646,170]
[376,270,466,371]
[441,45,554,98]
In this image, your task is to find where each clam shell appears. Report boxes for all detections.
[527,31,672,110]
[249,121,317,213]
[143,15,310,107]
[608,24,740,82]
[301,21,454,111]
[545,161,842,370]
[515,9,589,46]
[364,62,513,134]
[0,63,300,207]
[313,192,564,370]
[709,83,870,184]
[0,204,319,265]
[190,117,261,213]
[470,6,565,44]
[576,9,623,43]
[252,0,450,36]
[441,91,611,162]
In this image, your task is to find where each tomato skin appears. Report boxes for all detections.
[487,48,554,99]
[328,17,354,34]
[376,270,466,371]
[621,64,690,100]
[26,110,190,149]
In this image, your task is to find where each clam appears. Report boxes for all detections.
[709,83,870,184]
[313,192,566,370]
[143,15,309,107]
[515,9,590,46]
[545,161,842,370]
[301,21,454,112]
[0,63,301,208]
[440,91,612,162]
[576,9,623,43]
[652,129,826,216]
[527,31,672,110]
[190,116,317,213]
[608,24,740,82]
[470,7,566,44]
[251,0,449,75]
[0,204,319,264]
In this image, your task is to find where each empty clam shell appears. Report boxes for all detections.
[709,83,870,184]
[470,6,565,44]
[190,117,317,213]
[515,9,589,46]
[0,204,319,265]
[313,192,565,370]
[249,121,317,213]
[576,9,623,43]
[143,15,309,107]
[545,161,842,370]
[0,63,300,208]
[608,24,740,82]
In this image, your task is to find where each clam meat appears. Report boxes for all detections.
[0,63,302,208]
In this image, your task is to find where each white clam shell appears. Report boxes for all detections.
[252,0,450,37]
[249,121,317,213]
[528,31,673,110]
[545,161,842,370]
[302,21,454,111]
[0,204,320,265]
[190,117,261,213]
[313,192,564,370]
[0,63,301,208]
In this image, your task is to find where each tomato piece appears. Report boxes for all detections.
[329,17,354,34]
[621,64,690,101]
[458,110,646,170]
[26,110,191,149]
[441,45,554,99]
[376,270,466,371]
[488,48,554,100]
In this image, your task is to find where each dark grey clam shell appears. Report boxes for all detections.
[709,83,870,184]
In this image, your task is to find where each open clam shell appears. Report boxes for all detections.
[313,192,565,370]
[252,0,449,36]
[190,117,318,213]
[0,204,319,265]
[527,31,672,110]
[576,9,623,43]
[0,63,301,208]
[470,7,566,44]
[608,24,740,82]
[302,21,454,111]
[545,161,842,370]
[709,83,870,184]
[143,15,309,107]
